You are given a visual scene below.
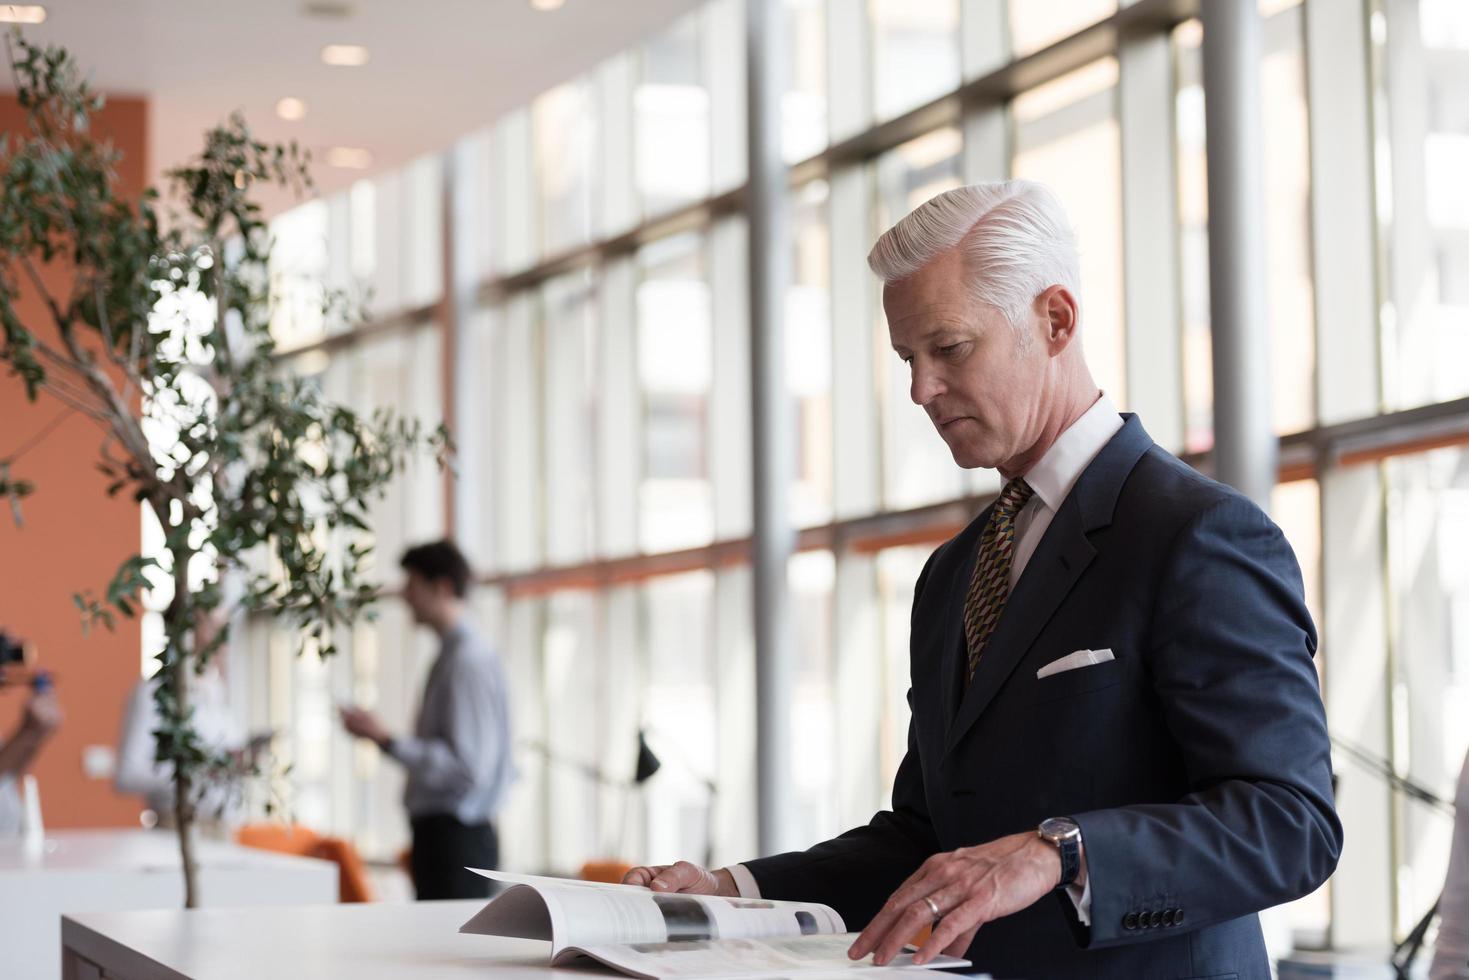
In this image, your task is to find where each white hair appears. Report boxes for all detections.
[867,180,1081,324]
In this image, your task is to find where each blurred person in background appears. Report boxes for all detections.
[339,540,512,900]
[0,669,62,834]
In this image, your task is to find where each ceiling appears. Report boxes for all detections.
[7,0,704,216]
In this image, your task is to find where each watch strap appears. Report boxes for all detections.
[1055,834,1080,889]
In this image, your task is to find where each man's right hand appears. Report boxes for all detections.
[622,861,739,896]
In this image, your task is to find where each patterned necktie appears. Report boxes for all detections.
[962,477,1036,685]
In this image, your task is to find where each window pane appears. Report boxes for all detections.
[790,180,834,527]
[785,0,828,161]
[543,591,602,872]
[790,551,837,846]
[1174,21,1213,452]
[495,595,547,870]
[1380,0,1469,408]
[269,200,329,348]
[641,572,716,865]
[1385,446,1469,936]
[497,296,544,571]
[534,81,597,257]
[1175,10,1317,444]
[1009,0,1116,59]
[637,13,710,214]
[1269,478,1330,947]
[542,272,598,566]
[876,546,932,792]
[1013,60,1126,408]
[400,155,444,310]
[873,128,964,510]
[492,110,537,275]
[637,234,713,552]
[870,0,959,122]
[1259,10,1316,435]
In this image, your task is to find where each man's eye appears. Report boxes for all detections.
[938,343,964,357]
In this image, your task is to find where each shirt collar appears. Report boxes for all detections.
[1020,393,1123,514]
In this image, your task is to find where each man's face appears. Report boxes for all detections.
[884,248,1050,472]
[401,570,439,625]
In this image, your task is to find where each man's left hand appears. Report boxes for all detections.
[339,705,391,749]
[848,831,1074,966]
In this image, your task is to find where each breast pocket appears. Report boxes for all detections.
[1029,655,1124,704]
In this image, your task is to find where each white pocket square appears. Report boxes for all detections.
[1036,648,1115,680]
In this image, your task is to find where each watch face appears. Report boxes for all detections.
[1039,817,1080,841]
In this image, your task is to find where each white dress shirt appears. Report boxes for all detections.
[729,394,1123,929]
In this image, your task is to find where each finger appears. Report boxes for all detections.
[940,922,982,960]
[870,894,948,966]
[621,866,665,887]
[912,897,986,965]
[849,863,940,959]
[650,861,707,892]
[876,880,974,966]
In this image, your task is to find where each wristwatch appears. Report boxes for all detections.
[1037,816,1082,890]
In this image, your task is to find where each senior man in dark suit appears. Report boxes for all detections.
[624,180,1341,980]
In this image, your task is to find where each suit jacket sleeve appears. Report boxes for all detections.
[741,550,944,928]
[1070,496,1343,947]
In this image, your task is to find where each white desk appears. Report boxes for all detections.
[61,900,584,979]
[1,829,336,980]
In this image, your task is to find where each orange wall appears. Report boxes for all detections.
[0,94,149,828]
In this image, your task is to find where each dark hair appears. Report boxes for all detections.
[399,540,472,598]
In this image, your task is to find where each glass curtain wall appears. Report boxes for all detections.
[235,0,1469,949]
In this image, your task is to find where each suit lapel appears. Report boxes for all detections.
[941,414,1154,757]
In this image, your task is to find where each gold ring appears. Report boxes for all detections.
[923,896,941,921]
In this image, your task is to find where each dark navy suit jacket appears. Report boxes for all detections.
[744,415,1342,980]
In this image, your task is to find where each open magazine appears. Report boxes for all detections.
[458,871,978,980]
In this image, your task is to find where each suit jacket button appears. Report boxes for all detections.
[1123,912,1139,930]
[1162,909,1175,927]
[1174,908,1184,926]
[1149,911,1163,928]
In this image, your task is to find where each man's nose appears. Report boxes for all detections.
[910,363,944,406]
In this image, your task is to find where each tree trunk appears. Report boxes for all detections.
[168,543,200,908]
[174,749,199,908]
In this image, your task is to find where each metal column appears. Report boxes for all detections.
[1201,0,1276,506]
[745,0,795,857]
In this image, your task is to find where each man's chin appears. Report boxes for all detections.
[944,444,992,471]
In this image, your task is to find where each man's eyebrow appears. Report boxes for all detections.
[891,324,969,349]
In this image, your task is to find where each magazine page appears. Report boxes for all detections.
[564,934,972,979]
[459,871,847,956]
[458,881,668,954]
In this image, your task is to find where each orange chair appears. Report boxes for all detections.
[310,836,374,903]
[580,859,634,884]
[235,823,374,902]
[235,822,321,856]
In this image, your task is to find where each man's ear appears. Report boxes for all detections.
[1039,285,1079,354]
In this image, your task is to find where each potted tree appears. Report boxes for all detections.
[0,32,448,906]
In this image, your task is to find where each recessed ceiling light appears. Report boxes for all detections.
[275,97,308,122]
[0,5,47,24]
[326,147,373,170]
[529,0,565,10]
[301,1,353,18]
[321,44,370,67]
